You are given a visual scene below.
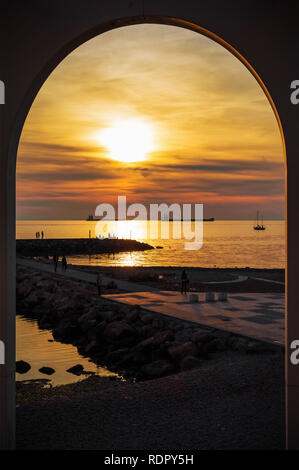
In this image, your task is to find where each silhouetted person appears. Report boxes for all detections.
[61,255,67,272]
[181,269,188,294]
[53,254,58,272]
[41,231,44,239]
[96,272,102,296]
[89,230,91,239]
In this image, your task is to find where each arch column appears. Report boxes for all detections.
[0,125,16,449]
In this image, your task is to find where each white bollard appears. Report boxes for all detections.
[205,292,215,302]
[218,292,228,301]
[189,294,199,303]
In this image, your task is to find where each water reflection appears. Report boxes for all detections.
[16,316,121,386]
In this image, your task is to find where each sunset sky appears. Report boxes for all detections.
[16,24,284,220]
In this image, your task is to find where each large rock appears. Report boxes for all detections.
[174,328,192,343]
[168,341,198,364]
[103,321,137,347]
[190,331,216,344]
[106,348,129,364]
[140,312,154,324]
[141,360,175,379]
[52,322,81,342]
[66,364,84,375]
[125,308,140,323]
[16,360,31,374]
[137,324,155,339]
[39,366,55,375]
[17,280,32,298]
[152,329,174,346]
[180,355,202,371]
[204,338,226,353]
[35,279,57,292]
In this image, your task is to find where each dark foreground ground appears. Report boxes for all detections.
[17,350,284,450]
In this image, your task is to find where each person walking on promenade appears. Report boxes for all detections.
[96,272,102,296]
[53,254,58,272]
[62,255,67,272]
[181,269,189,294]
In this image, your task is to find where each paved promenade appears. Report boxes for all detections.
[17,258,285,346]
[104,290,285,345]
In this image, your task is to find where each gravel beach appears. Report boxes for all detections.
[17,349,284,450]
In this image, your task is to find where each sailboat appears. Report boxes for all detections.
[253,211,265,230]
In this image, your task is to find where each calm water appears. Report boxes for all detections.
[17,220,285,269]
[16,316,121,386]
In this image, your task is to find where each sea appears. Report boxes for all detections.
[17,219,285,269]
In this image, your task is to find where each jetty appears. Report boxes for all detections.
[16,238,154,257]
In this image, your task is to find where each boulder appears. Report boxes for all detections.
[152,330,174,346]
[78,310,97,325]
[174,328,192,343]
[103,321,137,347]
[140,312,154,324]
[125,308,140,323]
[66,364,84,375]
[93,320,108,338]
[141,359,175,379]
[204,338,226,353]
[152,317,165,329]
[137,324,155,339]
[25,291,41,305]
[84,339,100,354]
[100,310,118,322]
[39,366,55,375]
[35,279,57,292]
[190,331,216,344]
[168,341,198,363]
[106,348,129,364]
[180,355,202,371]
[52,323,82,342]
[134,336,154,354]
[16,360,31,374]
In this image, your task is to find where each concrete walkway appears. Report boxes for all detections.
[17,257,158,293]
[104,290,285,346]
[17,258,285,346]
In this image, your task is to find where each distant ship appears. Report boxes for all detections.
[162,215,215,222]
[87,214,215,222]
[253,211,265,230]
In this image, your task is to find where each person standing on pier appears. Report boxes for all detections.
[96,272,102,296]
[41,231,44,239]
[53,254,58,272]
[181,269,189,295]
[62,255,67,272]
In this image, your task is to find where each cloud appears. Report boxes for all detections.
[16,24,284,220]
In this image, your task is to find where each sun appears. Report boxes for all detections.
[97,118,154,163]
